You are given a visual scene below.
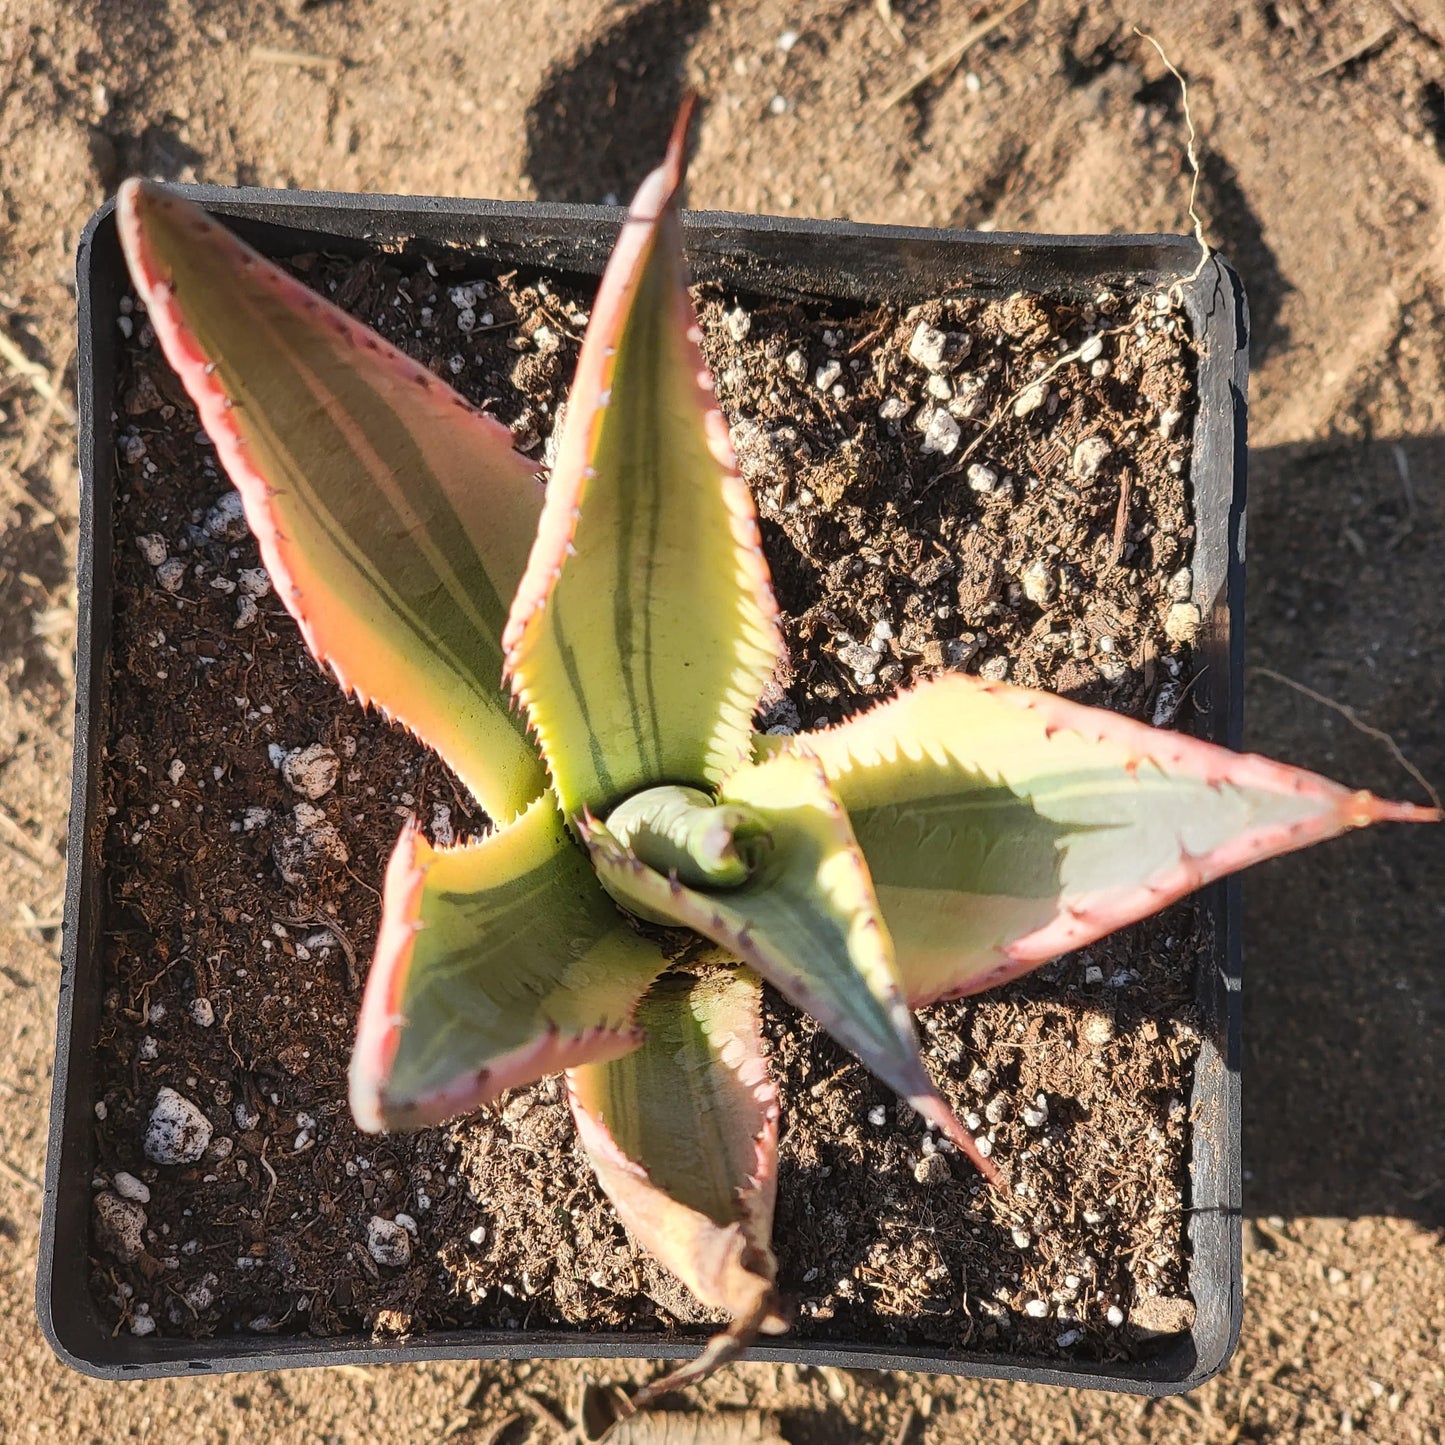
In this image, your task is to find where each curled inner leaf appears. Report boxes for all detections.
[606,785,772,889]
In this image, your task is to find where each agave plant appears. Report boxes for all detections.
[116,107,1435,1395]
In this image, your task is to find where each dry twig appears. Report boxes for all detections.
[0,805,63,872]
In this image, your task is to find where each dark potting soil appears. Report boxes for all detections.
[90,241,1204,1364]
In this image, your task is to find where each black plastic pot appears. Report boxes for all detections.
[43,188,1248,1391]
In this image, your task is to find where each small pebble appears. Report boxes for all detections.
[129,1313,156,1337]
[203,491,247,540]
[877,395,909,421]
[974,1135,993,1158]
[1106,1304,1125,1327]
[1056,1328,1082,1347]
[112,1171,151,1205]
[136,533,168,566]
[1079,335,1105,363]
[1159,406,1184,439]
[237,567,271,598]
[1013,381,1048,418]
[837,640,881,677]
[1168,566,1193,602]
[1021,559,1056,605]
[784,349,807,380]
[915,406,960,456]
[155,558,186,592]
[93,1192,147,1261]
[145,1087,213,1165]
[965,462,999,493]
[367,1216,413,1267]
[1164,601,1201,644]
[985,1094,1010,1125]
[1071,435,1112,480]
[1021,1095,1049,1129]
[914,1153,952,1186]
[1011,1227,1031,1249]
[1079,1010,1114,1046]
[468,1225,487,1246]
[814,360,841,391]
[979,656,1009,682]
[1084,964,1105,985]
[908,323,949,372]
[1024,1298,1049,1319]
[282,743,340,800]
[948,374,988,419]
[867,1104,888,1127]
[926,372,951,400]
[725,307,751,342]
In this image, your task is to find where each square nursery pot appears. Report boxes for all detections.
[42,186,1248,1392]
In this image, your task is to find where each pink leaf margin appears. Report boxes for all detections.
[116,179,540,776]
[348,823,645,1133]
[499,98,783,721]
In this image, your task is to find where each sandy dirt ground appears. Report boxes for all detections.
[0,1,1442,1441]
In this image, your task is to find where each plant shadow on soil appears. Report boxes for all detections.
[524,0,711,205]
[1242,436,1444,1231]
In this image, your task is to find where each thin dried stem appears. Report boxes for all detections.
[1133,28,1211,299]
[875,0,1034,113]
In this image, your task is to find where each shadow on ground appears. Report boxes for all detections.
[1242,435,1443,1227]
[524,0,710,204]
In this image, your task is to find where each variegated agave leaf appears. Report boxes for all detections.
[780,675,1440,1007]
[502,100,784,822]
[567,968,784,1404]
[582,751,1000,1182]
[117,180,547,824]
[350,796,672,1132]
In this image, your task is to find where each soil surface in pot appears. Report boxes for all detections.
[91,243,1204,1365]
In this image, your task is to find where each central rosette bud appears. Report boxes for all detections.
[604,785,773,890]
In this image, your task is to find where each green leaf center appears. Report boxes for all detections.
[604,785,772,890]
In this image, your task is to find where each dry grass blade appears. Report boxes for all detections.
[1304,22,1395,79]
[1253,666,1441,810]
[247,45,344,73]
[606,1413,786,1444]
[0,329,76,423]
[0,806,63,871]
[874,0,1034,113]
[0,1154,42,1193]
[0,459,57,525]
[15,337,73,474]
